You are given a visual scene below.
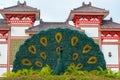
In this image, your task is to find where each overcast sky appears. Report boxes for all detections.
[0,0,120,23]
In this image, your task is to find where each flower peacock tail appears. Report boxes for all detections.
[12,28,106,74]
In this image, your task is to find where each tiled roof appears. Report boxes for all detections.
[72,2,108,13]
[3,1,38,12]
[101,18,120,28]
[26,20,82,33]
[0,19,9,28]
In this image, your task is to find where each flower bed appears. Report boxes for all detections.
[1,65,120,80]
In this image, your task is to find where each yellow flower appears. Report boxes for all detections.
[40,37,47,47]
[76,63,83,69]
[56,46,60,55]
[82,44,92,54]
[22,59,32,66]
[87,56,97,64]
[40,52,46,60]
[71,36,78,46]
[73,52,79,60]
[28,45,36,54]
[35,61,43,67]
[70,62,75,68]
[55,32,62,43]
[64,71,69,75]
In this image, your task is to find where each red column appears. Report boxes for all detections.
[118,39,120,70]
[7,30,11,72]
[98,25,102,50]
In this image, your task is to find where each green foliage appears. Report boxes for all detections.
[2,68,120,80]
[2,65,120,80]
[96,67,120,79]
[12,28,106,74]
[64,63,85,75]
[3,68,38,78]
[64,65,120,79]
[39,64,53,75]
[2,72,17,78]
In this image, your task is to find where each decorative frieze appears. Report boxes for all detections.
[5,14,35,26]
[72,15,103,25]
[101,31,120,40]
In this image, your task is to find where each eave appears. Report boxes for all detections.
[68,11,109,21]
[0,10,40,20]
[100,28,120,31]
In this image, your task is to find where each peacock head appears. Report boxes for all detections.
[58,46,63,53]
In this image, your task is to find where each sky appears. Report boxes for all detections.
[0,0,120,24]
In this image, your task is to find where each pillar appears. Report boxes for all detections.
[7,30,11,72]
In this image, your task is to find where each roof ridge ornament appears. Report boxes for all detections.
[23,1,26,5]
[82,2,92,6]
[17,1,20,5]
[110,17,113,22]
[40,19,43,24]
[89,2,91,6]
[82,2,85,6]
[17,1,26,6]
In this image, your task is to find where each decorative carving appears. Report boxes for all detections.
[72,15,103,25]
[0,35,8,39]
[0,31,8,40]
[101,31,120,40]
[5,14,35,25]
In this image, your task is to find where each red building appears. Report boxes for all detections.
[0,1,120,76]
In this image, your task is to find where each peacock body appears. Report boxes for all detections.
[12,28,106,74]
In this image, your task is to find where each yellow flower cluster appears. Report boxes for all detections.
[40,52,46,60]
[28,45,36,54]
[22,58,43,67]
[76,63,83,69]
[22,59,32,66]
[82,44,92,54]
[35,61,43,67]
[87,56,97,64]
[71,36,78,46]
[56,47,60,54]
[73,52,79,60]
[40,37,47,46]
[69,63,83,70]
[55,32,62,43]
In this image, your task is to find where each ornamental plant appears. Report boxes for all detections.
[2,66,120,80]
[12,28,106,74]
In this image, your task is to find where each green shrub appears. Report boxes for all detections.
[2,65,120,80]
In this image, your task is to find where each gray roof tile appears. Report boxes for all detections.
[3,1,38,12]
[26,20,82,33]
[72,2,108,13]
[0,19,9,28]
[101,18,120,28]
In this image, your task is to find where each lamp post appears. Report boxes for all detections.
[108,52,112,57]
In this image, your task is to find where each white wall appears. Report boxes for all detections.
[11,27,29,36]
[0,39,6,42]
[81,27,98,37]
[0,68,6,77]
[0,44,7,64]
[102,45,118,64]
[103,40,118,42]
[0,68,13,77]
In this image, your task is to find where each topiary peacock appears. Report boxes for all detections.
[12,28,106,74]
